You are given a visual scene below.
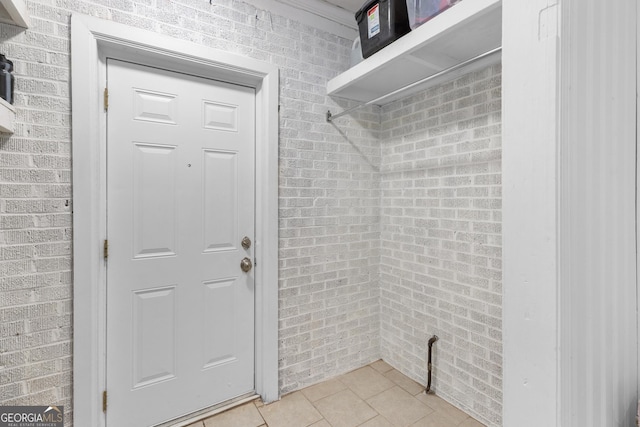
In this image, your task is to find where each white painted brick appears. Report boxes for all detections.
[380,66,502,426]
[0,0,382,419]
[0,2,502,426]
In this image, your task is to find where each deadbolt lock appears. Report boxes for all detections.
[241,236,252,250]
[240,257,253,273]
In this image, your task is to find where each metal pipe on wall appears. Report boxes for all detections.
[426,335,438,393]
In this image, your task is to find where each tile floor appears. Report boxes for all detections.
[187,360,486,427]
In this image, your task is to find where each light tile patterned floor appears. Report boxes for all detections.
[187,360,486,427]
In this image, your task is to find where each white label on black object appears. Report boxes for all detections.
[367,3,380,38]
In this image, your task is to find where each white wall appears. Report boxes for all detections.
[0,0,380,421]
[1,1,509,425]
[502,0,561,424]
[558,1,637,425]
[503,0,638,426]
[379,64,503,426]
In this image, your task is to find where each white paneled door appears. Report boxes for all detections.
[105,59,256,427]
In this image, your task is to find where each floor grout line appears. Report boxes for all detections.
[196,361,485,427]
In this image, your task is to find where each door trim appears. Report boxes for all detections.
[71,14,279,427]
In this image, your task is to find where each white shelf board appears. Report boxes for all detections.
[327,0,502,105]
[0,0,30,28]
[0,96,16,133]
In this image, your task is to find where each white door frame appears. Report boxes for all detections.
[70,14,279,427]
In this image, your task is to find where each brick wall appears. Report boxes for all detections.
[0,0,503,425]
[277,82,382,393]
[0,0,380,423]
[378,65,503,426]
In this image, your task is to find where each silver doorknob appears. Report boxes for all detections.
[240,257,253,273]
[241,236,252,250]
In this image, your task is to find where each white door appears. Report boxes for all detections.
[105,59,256,427]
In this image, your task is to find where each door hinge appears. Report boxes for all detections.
[103,239,108,259]
[103,87,109,111]
[102,390,107,412]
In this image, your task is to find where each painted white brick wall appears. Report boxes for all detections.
[379,64,503,426]
[0,0,380,423]
[0,0,503,424]
[277,78,382,393]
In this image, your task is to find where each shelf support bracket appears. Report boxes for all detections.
[326,46,502,122]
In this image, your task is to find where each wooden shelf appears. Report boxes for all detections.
[327,0,501,105]
[0,97,16,133]
[0,0,30,28]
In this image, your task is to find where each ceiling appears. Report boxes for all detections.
[320,0,363,13]
[279,0,362,32]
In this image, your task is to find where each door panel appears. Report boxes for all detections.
[106,59,256,427]
[132,286,176,387]
[203,150,238,251]
[132,143,178,258]
[202,278,238,367]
